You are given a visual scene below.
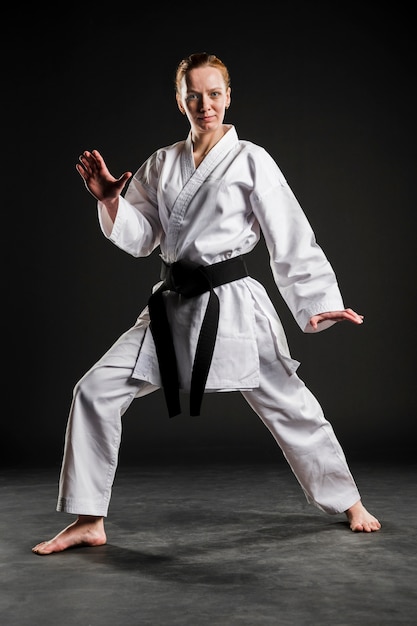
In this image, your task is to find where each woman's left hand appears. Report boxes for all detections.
[309,308,364,330]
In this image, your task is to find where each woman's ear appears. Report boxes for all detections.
[226,87,231,110]
[176,93,186,115]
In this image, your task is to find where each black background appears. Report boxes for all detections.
[5,3,415,467]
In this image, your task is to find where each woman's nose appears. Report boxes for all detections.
[200,95,210,110]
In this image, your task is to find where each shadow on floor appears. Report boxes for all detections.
[1,460,416,626]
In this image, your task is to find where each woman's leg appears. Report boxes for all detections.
[32,323,159,554]
[241,353,380,530]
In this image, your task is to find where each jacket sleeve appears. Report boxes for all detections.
[97,153,163,258]
[250,148,345,333]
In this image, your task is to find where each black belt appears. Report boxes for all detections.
[148,255,249,418]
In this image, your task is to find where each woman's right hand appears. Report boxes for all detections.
[76,149,132,203]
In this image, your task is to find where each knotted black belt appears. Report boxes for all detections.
[148,255,249,418]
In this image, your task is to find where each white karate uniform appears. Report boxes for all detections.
[57,125,360,517]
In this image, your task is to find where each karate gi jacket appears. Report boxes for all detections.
[98,125,345,393]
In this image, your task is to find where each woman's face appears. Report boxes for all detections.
[177,66,231,135]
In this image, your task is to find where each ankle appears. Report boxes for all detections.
[78,515,104,524]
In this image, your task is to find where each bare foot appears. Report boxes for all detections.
[345,500,381,532]
[32,515,107,555]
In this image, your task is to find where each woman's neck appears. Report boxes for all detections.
[192,126,227,167]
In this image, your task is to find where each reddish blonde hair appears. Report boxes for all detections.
[175,52,231,93]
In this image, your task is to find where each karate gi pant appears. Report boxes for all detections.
[57,322,361,518]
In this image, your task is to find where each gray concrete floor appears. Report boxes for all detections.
[1,459,416,626]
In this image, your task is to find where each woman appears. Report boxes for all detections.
[32,52,380,554]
